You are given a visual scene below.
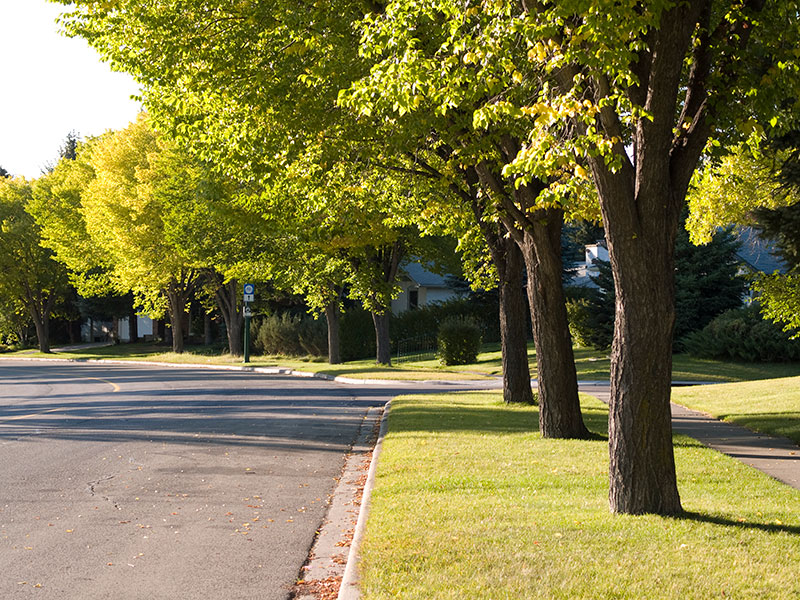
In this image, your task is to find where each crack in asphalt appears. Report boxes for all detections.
[87,474,121,509]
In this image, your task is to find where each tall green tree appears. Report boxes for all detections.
[488,0,800,514]
[50,0,539,393]
[582,222,745,350]
[0,178,70,352]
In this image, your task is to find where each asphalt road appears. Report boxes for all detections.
[0,361,413,600]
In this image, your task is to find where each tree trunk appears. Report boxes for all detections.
[518,211,590,439]
[466,179,534,405]
[32,313,50,353]
[325,302,341,365]
[372,311,392,365]
[602,192,683,515]
[129,308,138,342]
[214,278,243,356]
[166,289,186,354]
[204,312,213,346]
[496,238,534,404]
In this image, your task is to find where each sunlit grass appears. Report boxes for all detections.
[673,376,800,444]
[359,391,800,599]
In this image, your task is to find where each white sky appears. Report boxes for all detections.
[0,0,142,178]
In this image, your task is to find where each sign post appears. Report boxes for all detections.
[243,283,255,363]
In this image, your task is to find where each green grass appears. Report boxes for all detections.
[412,341,800,382]
[673,376,800,445]
[360,392,800,599]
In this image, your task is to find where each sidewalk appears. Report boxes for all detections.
[578,382,800,490]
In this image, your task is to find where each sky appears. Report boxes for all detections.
[0,1,142,179]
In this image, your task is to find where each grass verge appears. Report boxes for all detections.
[1,343,490,381]
[672,375,800,445]
[5,341,800,383]
[359,391,800,599]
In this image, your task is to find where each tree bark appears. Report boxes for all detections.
[31,312,51,353]
[214,277,243,356]
[204,312,213,346]
[606,227,682,515]
[464,175,535,405]
[166,288,186,354]
[129,308,138,342]
[372,311,392,365]
[325,301,341,364]
[24,287,54,353]
[517,212,590,438]
[495,236,534,404]
[471,159,588,436]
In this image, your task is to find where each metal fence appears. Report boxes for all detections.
[394,334,438,364]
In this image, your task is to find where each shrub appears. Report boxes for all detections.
[565,297,593,348]
[437,316,482,365]
[340,307,376,361]
[252,312,327,357]
[680,304,800,362]
[391,295,502,346]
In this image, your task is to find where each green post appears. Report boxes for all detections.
[242,283,255,364]
[243,310,251,363]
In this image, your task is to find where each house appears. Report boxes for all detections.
[391,261,466,314]
[734,226,787,275]
[569,241,608,289]
[567,227,787,292]
[81,315,158,343]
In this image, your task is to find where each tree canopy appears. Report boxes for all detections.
[0,177,71,352]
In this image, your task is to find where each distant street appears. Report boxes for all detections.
[0,361,404,600]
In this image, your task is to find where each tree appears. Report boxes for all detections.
[688,143,800,337]
[341,3,596,424]
[51,0,540,399]
[751,202,800,335]
[0,166,9,178]
[0,177,70,352]
[582,221,745,350]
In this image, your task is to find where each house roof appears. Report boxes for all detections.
[401,261,452,288]
[734,227,788,274]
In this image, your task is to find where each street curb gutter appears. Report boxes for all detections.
[0,356,412,386]
[337,399,391,600]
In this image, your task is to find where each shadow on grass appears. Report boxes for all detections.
[719,412,800,446]
[677,511,800,536]
[389,397,609,440]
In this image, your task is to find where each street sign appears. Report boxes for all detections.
[243,305,253,317]
[243,283,255,303]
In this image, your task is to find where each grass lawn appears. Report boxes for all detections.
[359,391,800,599]
[673,376,800,445]
[411,341,800,382]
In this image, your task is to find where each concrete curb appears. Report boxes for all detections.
[0,355,418,387]
[337,400,392,600]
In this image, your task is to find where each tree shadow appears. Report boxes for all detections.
[388,394,609,440]
[673,511,800,536]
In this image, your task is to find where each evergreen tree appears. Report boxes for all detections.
[584,221,745,350]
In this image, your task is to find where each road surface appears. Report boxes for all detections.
[0,360,402,599]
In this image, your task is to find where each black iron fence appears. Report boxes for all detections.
[394,334,438,364]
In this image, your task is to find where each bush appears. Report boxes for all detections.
[391,295,502,346]
[437,316,482,365]
[565,297,593,348]
[340,307,376,361]
[252,312,327,357]
[680,304,800,362]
